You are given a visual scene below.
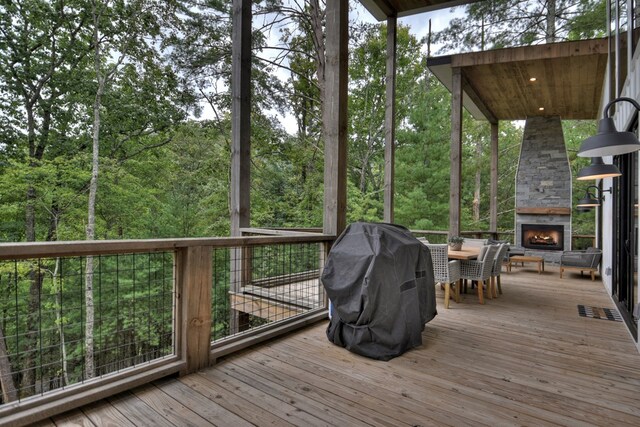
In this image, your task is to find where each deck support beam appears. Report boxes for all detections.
[323,0,348,236]
[230,0,251,236]
[230,0,252,333]
[490,122,499,233]
[383,15,397,223]
[449,67,463,237]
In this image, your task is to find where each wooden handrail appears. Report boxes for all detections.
[0,234,335,260]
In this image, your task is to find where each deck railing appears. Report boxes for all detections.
[0,234,333,425]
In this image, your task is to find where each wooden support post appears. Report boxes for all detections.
[449,67,463,237]
[177,246,212,374]
[323,0,348,237]
[383,15,397,224]
[490,122,499,233]
[230,0,251,236]
[230,0,252,333]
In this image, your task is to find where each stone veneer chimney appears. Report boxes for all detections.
[515,116,572,263]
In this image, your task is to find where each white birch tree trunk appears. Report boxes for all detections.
[52,257,70,386]
[546,0,557,42]
[84,0,108,380]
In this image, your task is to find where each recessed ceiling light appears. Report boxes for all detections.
[530,77,537,82]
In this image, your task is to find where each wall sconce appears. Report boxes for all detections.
[576,186,612,209]
[576,157,621,180]
[578,97,640,158]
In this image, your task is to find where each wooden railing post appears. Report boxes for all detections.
[176,246,212,374]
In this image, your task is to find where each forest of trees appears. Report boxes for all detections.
[0,0,605,244]
[0,0,605,403]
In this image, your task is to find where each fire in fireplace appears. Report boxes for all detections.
[521,224,564,251]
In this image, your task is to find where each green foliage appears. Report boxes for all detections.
[563,120,598,233]
[347,23,426,221]
[434,0,606,53]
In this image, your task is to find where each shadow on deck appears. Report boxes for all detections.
[41,266,640,426]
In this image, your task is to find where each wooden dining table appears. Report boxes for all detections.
[447,247,481,260]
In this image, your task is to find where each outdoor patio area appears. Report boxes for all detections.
[38,265,640,426]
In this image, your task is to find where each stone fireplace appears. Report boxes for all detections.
[515,116,572,263]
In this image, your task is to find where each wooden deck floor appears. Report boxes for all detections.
[42,266,640,426]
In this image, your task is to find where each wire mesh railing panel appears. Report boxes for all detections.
[211,241,326,342]
[0,252,175,404]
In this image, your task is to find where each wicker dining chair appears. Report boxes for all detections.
[460,244,499,304]
[491,243,510,296]
[425,243,461,309]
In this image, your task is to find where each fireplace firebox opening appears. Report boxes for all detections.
[521,224,564,251]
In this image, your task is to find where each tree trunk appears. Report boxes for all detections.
[310,0,325,100]
[52,257,70,386]
[0,325,17,403]
[546,0,557,42]
[84,0,108,380]
[21,106,40,395]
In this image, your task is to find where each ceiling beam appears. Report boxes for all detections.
[461,72,498,124]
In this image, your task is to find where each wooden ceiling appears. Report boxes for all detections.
[359,1,609,121]
[427,38,609,122]
[359,0,480,20]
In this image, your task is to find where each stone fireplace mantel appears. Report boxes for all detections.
[516,207,571,215]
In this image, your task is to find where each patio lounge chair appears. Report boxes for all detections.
[560,247,602,281]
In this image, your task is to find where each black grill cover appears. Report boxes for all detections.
[321,222,437,360]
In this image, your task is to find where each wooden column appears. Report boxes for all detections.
[231,0,251,236]
[323,0,348,236]
[449,68,463,237]
[383,15,397,224]
[230,0,251,333]
[178,246,213,374]
[490,122,499,233]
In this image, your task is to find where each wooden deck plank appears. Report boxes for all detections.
[278,331,565,426]
[27,420,56,427]
[105,391,175,427]
[152,377,253,427]
[49,408,95,427]
[226,352,425,426]
[130,382,215,426]
[50,266,640,426]
[234,339,484,426]
[178,372,294,426]
[426,323,640,399]
[198,367,342,426]
[81,400,136,427]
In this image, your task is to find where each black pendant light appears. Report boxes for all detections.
[578,97,640,158]
[576,186,612,209]
[576,157,622,180]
